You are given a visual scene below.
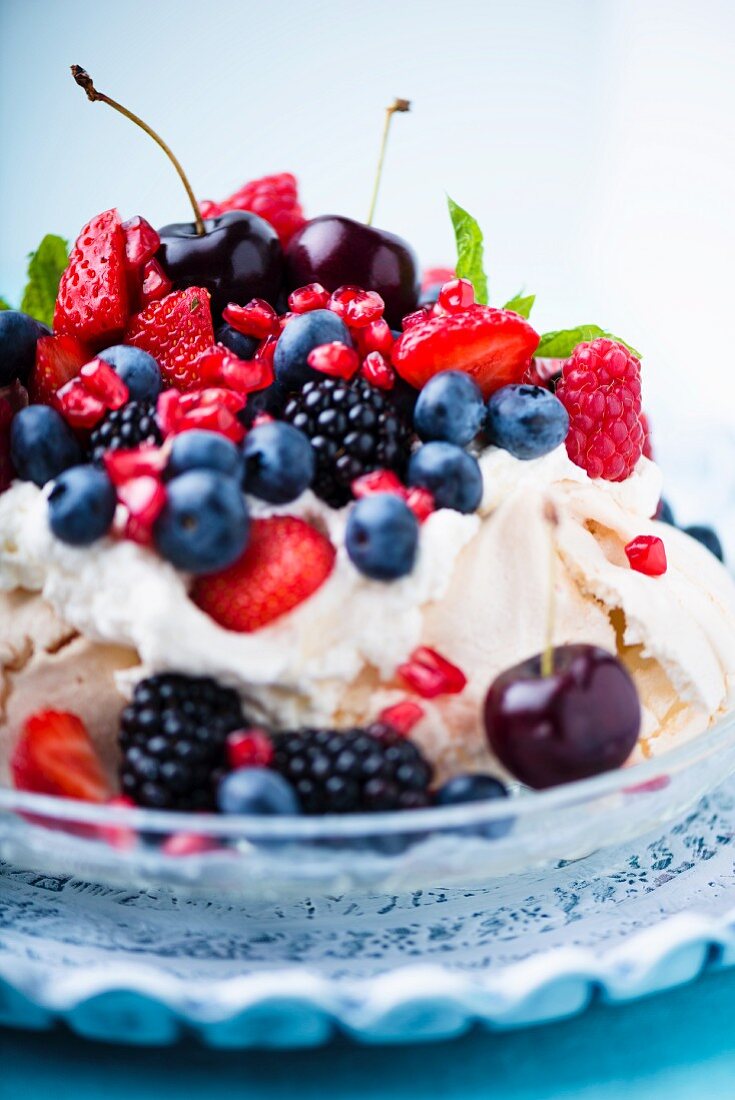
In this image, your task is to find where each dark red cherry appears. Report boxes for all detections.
[284,215,420,329]
[157,211,283,318]
[484,645,640,789]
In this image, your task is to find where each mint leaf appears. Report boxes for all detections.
[503,292,535,319]
[447,196,488,305]
[0,297,10,311]
[536,325,640,359]
[20,234,68,328]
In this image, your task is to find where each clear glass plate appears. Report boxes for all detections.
[1,708,733,900]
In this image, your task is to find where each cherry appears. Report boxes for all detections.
[484,645,640,789]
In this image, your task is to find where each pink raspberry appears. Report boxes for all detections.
[556,338,643,482]
[200,172,306,246]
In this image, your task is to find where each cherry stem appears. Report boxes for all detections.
[366,97,411,227]
[71,65,205,236]
[541,500,559,679]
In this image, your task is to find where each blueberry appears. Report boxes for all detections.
[154,471,250,574]
[215,323,259,361]
[97,345,162,402]
[47,465,117,546]
[408,442,483,514]
[485,384,569,460]
[0,311,50,387]
[657,498,675,525]
[10,405,83,487]
[684,524,724,562]
[346,493,419,581]
[435,773,512,840]
[243,421,315,504]
[217,768,300,815]
[167,430,244,480]
[413,370,485,445]
[273,309,352,389]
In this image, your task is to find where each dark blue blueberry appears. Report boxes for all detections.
[10,405,83,487]
[215,323,259,361]
[485,384,569,460]
[408,442,483,514]
[657,498,675,525]
[167,430,244,480]
[242,421,315,504]
[273,309,352,389]
[47,465,117,546]
[217,768,300,815]
[97,345,162,402]
[154,470,249,574]
[346,493,419,581]
[239,380,288,427]
[435,773,513,840]
[0,311,50,387]
[684,524,724,562]
[413,370,485,445]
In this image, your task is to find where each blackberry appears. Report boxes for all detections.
[119,673,246,810]
[89,400,162,464]
[282,376,413,508]
[271,724,434,814]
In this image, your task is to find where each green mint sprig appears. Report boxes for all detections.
[19,234,68,328]
[447,196,488,305]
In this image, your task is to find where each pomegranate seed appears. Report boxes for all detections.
[377,700,425,735]
[405,486,435,523]
[195,345,272,394]
[223,299,279,339]
[98,795,137,851]
[122,216,161,269]
[226,729,274,769]
[140,258,172,305]
[361,351,395,390]
[56,378,106,428]
[352,469,404,498]
[402,306,433,330]
[437,278,475,313]
[357,319,394,356]
[179,387,247,415]
[398,646,467,699]
[80,358,129,410]
[278,312,296,330]
[625,535,668,576]
[252,412,275,428]
[103,446,168,486]
[162,833,219,857]
[288,283,330,313]
[307,342,360,380]
[118,476,167,545]
[257,333,278,368]
[328,286,384,328]
[175,405,245,443]
[157,389,182,436]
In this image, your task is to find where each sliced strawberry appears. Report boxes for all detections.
[392,306,539,398]
[54,209,129,347]
[125,287,215,391]
[11,711,111,803]
[29,333,90,407]
[192,516,335,633]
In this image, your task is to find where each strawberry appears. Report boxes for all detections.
[392,306,539,398]
[125,287,215,391]
[54,209,129,346]
[192,516,335,632]
[29,333,90,407]
[11,711,111,803]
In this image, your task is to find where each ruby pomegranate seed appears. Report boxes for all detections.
[352,468,405,498]
[56,378,106,428]
[625,535,667,576]
[256,333,278,367]
[405,487,435,523]
[361,350,395,390]
[118,476,167,545]
[398,646,467,699]
[307,341,360,380]
[278,312,296,330]
[80,358,129,409]
[157,389,182,436]
[345,291,384,328]
[223,299,279,339]
[195,345,271,393]
[140,258,172,305]
[288,283,330,313]
[103,445,167,486]
[377,700,425,736]
[437,277,475,312]
[122,216,160,269]
[226,729,274,769]
[251,413,275,428]
[162,833,219,857]
[357,319,394,356]
[98,795,137,851]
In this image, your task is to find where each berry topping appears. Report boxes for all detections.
[288,283,330,313]
[201,172,306,246]
[392,305,539,398]
[376,701,425,736]
[307,341,360,380]
[0,397,15,493]
[125,287,215,391]
[97,345,162,402]
[437,277,475,313]
[345,493,419,581]
[10,405,83,487]
[328,285,385,328]
[684,525,724,562]
[625,535,668,576]
[218,767,300,815]
[485,383,570,460]
[54,209,129,346]
[119,673,246,810]
[273,308,353,390]
[226,729,274,770]
[223,299,279,339]
[139,258,173,306]
[283,375,413,508]
[242,420,315,504]
[167,429,244,480]
[56,378,107,429]
[192,515,335,633]
[79,358,129,409]
[434,773,509,806]
[48,465,117,546]
[122,215,161,271]
[360,350,395,390]
[407,441,483,514]
[89,400,162,464]
[154,470,250,574]
[12,710,111,802]
[0,311,50,388]
[413,369,485,445]
[270,725,433,813]
[117,474,167,545]
[216,323,260,361]
[556,339,644,482]
[397,646,467,699]
[29,333,89,408]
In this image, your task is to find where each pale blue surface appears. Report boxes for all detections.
[3,967,734,1099]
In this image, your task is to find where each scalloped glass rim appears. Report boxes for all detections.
[1,707,733,842]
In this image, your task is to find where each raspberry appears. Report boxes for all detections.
[556,339,644,482]
[200,172,306,246]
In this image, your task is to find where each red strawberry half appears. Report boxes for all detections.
[192,516,336,632]
[54,209,129,347]
[29,333,90,408]
[11,710,111,803]
[392,306,539,398]
[126,287,215,391]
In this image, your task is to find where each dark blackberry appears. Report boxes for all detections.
[282,376,413,508]
[89,400,162,464]
[271,724,434,814]
[119,673,246,810]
